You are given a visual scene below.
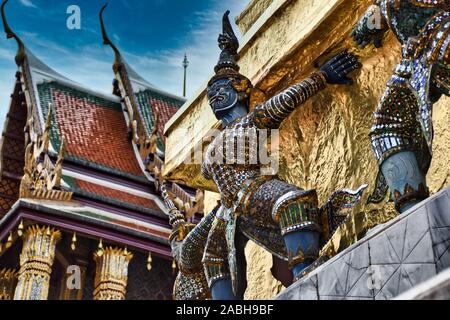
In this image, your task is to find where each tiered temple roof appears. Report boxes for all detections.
[0,0,187,262]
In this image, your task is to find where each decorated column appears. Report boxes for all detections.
[14,225,61,300]
[93,246,133,300]
[0,268,18,300]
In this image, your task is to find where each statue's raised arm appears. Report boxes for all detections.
[253,51,360,129]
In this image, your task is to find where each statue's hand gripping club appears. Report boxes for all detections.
[319,51,361,85]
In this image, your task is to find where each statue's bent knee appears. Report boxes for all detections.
[272,190,321,271]
[202,218,231,291]
[272,190,321,236]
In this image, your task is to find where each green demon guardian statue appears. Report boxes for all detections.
[175,11,367,300]
[352,0,450,213]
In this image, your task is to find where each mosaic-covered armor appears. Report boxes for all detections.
[171,209,219,300]
[352,0,450,211]
[201,71,327,211]
[200,11,367,298]
[252,72,327,129]
[163,184,215,300]
[352,0,447,48]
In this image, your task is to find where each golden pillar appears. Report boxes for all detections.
[0,268,18,300]
[14,225,61,300]
[93,247,133,300]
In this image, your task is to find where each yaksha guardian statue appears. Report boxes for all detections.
[198,11,367,300]
[352,0,450,212]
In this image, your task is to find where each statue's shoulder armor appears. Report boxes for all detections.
[251,103,280,129]
[380,0,444,43]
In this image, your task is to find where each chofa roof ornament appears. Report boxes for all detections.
[99,3,123,72]
[1,0,25,66]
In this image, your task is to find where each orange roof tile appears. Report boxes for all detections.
[48,86,144,178]
[74,179,159,210]
[148,97,179,143]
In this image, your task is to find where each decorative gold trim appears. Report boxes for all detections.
[99,4,156,167]
[0,268,18,300]
[20,104,72,201]
[93,246,133,300]
[99,3,122,73]
[14,225,61,300]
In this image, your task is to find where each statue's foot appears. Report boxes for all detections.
[291,215,347,283]
[293,255,329,282]
[380,151,429,213]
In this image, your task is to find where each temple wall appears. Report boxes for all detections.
[164,0,450,299]
[235,0,275,35]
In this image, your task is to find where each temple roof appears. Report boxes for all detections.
[36,81,144,181]
[0,0,176,241]
[134,89,183,151]
[0,79,25,217]
[61,174,167,217]
[0,1,203,259]
[28,57,168,214]
[118,56,185,154]
[0,51,173,245]
[100,3,185,154]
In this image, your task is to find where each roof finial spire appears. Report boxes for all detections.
[99,3,122,72]
[1,0,25,66]
[182,53,189,97]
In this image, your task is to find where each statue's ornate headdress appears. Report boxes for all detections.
[208,11,253,99]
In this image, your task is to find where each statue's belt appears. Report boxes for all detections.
[230,175,273,214]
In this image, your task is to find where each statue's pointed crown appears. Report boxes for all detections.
[209,11,252,90]
[214,10,240,75]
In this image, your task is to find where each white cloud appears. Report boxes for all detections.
[121,0,248,98]
[21,32,71,55]
[19,0,36,8]
[0,47,15,60]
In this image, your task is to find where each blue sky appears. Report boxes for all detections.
[0,0,248,131]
